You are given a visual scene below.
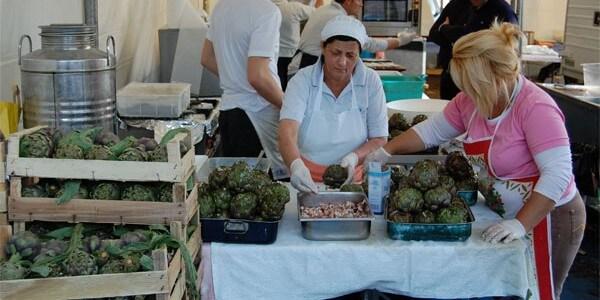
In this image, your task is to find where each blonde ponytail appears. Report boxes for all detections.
[449,21,522,118]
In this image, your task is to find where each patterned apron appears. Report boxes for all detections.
[462,81,554,299]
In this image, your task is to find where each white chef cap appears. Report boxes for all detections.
[321,15,368,47]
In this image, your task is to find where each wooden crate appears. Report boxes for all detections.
[6,126,195,183]
[8,174,199,225]
[1,220,201,300]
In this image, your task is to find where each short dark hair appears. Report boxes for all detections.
[334,0,345,4]
[323,35,362,52]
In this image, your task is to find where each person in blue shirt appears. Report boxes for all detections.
[278,15,388,193]
[429,0,517,100]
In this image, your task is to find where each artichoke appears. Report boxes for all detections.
[19,128,56,158]
[157,183,172,202]
[62,224,98,276]
[209,166,230,189]
[198,192,216,218]
[54,143,84,159]
[258,183,290,220]
[35,239,68,261]
[148,145,168,162]
[436,206,468,224]
[100,254,140,274]
[0,254,28,280]
[230,192,258,219]
[121,230,148,246]
[118,146,148,161]
[411,114,428,126]
[414,210,436,223]
[438,175,457,195]
[340,184,364,193]
[450,197,466,208]
[122,184,156,201]
[94,130,120,146]
[424,187,452,211]
[135,137,159,151]
[56,182,89,199]
[44,181,61,197]
[389,129,403,139]
[456,176,478,191]
[21,185,48,198]
[249,169,273,192]
[388,113,410,131]
[479,176,505,217]
[85,145,115,160]
[226,161,255,192]
[390,187,424,213]
[390,165,409,185]
[388,211,413,223]
[408,160,440,191]
[6,231,41,260]
[92,182,121,200]
[83,235,102,253]
[445,151,474,180]
[323,164,347,188]
[211,188,232,215]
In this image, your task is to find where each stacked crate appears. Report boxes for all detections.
[2,126,202,299]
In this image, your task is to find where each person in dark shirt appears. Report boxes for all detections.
[429,0,518,100]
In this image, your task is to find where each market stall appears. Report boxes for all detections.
[195,157,538,300]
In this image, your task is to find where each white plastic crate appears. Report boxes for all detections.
[117,82,191,118]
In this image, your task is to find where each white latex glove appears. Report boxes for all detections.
[364,147,392,166]
[482,219,527,244]
[340,152,359,185]
[290,158,318,193]
[396,31,417,47]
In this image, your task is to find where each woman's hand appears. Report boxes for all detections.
[482,219,526,243]
[340,152,359,185]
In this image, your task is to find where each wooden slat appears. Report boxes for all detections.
[8,197,187,225]
[169,272,187,300]
[0,191,6,213]
[186,224,202,261]
[0,225,12,260]
[0,271,168,300]
[6,129,195,183]
[8,176,200,225]
[154,248,171,300]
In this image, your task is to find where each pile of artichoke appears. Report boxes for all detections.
[0,223,199,299]
[19,127,190,162]
[21,179,174,204]
[199,161,290,221]
[388,112,428,140]
[387,156,473,224]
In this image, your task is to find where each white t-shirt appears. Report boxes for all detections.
[273,0,315,58]
[207,0,282,112]
[297,2,388,57]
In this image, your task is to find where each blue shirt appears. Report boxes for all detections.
[280,58,389,139]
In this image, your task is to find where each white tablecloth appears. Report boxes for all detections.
[201,184,536,300]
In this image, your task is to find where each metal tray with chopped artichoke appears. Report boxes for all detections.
[382,154,477,241]
[198,160,289,244]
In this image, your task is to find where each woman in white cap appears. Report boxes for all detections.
[279,15,388,192]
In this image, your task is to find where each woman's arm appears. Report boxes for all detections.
[278,119,302,168]
[516,192,556,232]
[354,137,387,163]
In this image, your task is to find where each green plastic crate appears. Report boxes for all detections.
[380,74,427,102]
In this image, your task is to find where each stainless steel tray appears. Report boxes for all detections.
[297,192,374,241]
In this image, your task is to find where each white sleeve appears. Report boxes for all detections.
[533,146,573,203]
[412,112,462,149]
[248,9,282,57]
[291,2,314,21]
[364,37,389,52]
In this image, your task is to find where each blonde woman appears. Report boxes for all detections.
[365,22,585,300]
